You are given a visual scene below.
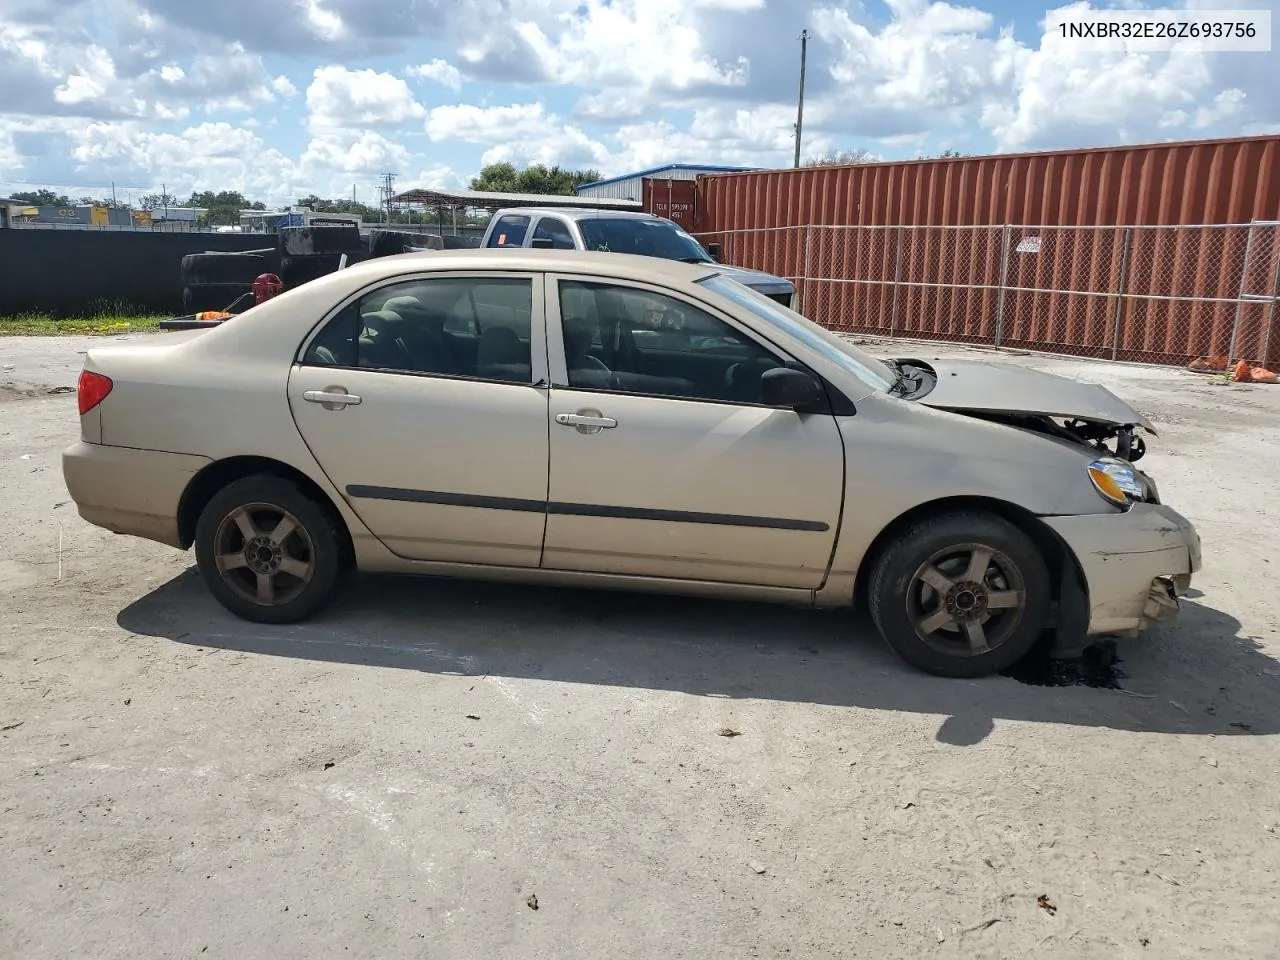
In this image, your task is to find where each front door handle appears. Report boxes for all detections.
[556,411,617,434]
[304,388,362,410]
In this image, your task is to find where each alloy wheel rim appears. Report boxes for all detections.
[906,542,1026,657]
[213,502,315,606]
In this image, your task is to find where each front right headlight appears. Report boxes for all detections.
[1088,457,1144,509]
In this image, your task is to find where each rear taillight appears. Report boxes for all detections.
[78,370,113,415]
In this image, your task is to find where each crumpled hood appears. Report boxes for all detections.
[914,358,1155,432]
[712,262,794,292]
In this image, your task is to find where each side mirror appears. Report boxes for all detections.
[706,242,722,262]
[760,367,823,410]
[530,237,555,249]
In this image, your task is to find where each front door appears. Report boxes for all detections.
[541,276,845,589]
[288,271,550,566]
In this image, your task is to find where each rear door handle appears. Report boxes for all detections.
[304,389,362,409]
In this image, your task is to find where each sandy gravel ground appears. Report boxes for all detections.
[2,333,1279,960]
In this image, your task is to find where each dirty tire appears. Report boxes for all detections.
[867,511,1051,678]
[280,254,345,288]
[183,283,251,313]
[180,252,268,285]
[279,224,363,257]
[194,475,348,625]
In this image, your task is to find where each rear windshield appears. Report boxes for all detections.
[578,218,714,264]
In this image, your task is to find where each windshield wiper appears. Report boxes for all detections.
[675,256,713,264]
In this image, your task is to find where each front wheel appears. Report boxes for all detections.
[867,511,1051,678]
[194,475,348,624]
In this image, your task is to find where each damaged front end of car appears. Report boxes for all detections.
[890,356,1201,659]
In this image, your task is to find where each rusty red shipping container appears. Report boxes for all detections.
[694,134,1280,231]
[642,177,697,233]
[691,135,1280,367]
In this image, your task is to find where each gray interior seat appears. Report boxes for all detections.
[476,326,531,383]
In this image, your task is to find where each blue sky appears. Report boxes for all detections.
[1,0,1276,207]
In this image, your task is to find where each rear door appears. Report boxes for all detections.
[288,271,551,566]
[541,275,845,589]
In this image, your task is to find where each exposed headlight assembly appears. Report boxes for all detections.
[1088,457,1145,508]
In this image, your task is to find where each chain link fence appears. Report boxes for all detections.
[693,223,1280,368]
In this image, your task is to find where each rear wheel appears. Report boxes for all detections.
[867,511,1051,678]
[194,476,348,624]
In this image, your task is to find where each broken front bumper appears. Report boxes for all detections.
[1043,503,1201,638]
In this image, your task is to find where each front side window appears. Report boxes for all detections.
[303,276,534,384]
[557,280,785,404]
[487,215,530,248]
[532,217,576,249]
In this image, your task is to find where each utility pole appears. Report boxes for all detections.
[111,181,116,207]
[380,172,397,225]
[793,29,809,168]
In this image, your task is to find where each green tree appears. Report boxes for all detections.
[296,195,384,221]
[138,191,181,211]
[469,162,600,195]
[188,190,264,225]
[10,189,73,206]
[915,148,968,159]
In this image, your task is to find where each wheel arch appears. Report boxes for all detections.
[851,495,1089,613]
[177,456,354,559]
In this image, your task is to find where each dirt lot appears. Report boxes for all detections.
[3,333,1279,960]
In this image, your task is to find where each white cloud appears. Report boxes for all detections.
[301,131,412,177]
[414,164,466,190]
[4,0,1277,210]
[1,8,292,120]
[306,65,425,130]
[981,2,1276,150]
[407,59,463,91]
[425,101,559,143]
[520,0,751,97]
[53,45,118,105]
[64,120,301,201]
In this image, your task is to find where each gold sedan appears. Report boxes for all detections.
[62,250,1200,678]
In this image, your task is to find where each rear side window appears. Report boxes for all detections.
[532,217,576,249]
[302,277,535,383]
[487,215,530,248]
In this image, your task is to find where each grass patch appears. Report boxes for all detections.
[0,313,166,336]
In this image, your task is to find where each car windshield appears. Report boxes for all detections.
[696,274,897,393]
[578,217,714,264]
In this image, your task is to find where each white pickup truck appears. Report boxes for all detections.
[480,207,798,309]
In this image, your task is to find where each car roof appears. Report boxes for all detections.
[492,207,660,222]
[342,247,718,284]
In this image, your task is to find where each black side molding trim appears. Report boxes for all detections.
[346,485,545,514]
[547,501,828,532]
[346,485,829,533]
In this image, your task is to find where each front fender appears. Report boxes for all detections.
[814,396,1118,606]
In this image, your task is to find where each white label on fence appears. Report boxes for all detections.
[1016,236,1042,254]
